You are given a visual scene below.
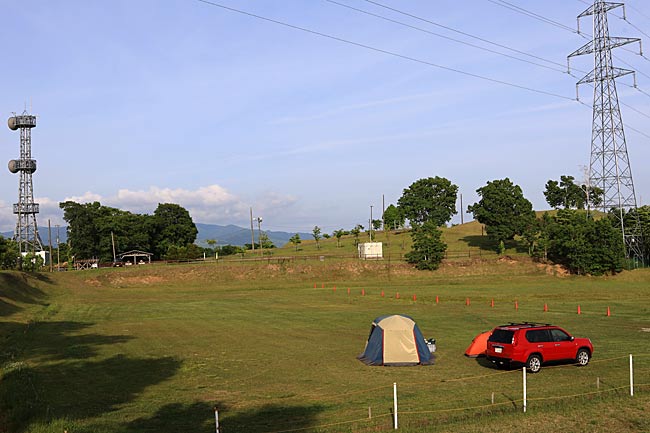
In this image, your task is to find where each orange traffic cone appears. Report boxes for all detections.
[515,300,519,311]
[436,295,439,304]
[606,306,611,317]
[396,292,400,299]
[466,298,470,306]
[413,294,417,301]
[490,299,494,308]
[381,290,384,297]
[543,303,548,312]
[577,305,581,315]
[361,288,365,296]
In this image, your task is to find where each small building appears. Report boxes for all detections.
[358,242,383,260]
[118,250,153,265]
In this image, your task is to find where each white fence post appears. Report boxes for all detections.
[522,366,527,413]
[393,382,398,429]
[630,354,634,397]
[214,407,220,433]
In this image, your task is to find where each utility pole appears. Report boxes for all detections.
[568,0,645,264]
[369,205,373,241]
[257,217,263,257]
[56,224,60,271]
[460,193,464,225]
[250,207,255,252]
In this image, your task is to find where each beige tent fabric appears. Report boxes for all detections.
[381,315,419,364]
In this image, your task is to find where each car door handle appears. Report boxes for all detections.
[555,344,561,346]
[537,345,544,348]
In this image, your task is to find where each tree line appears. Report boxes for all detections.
[380,175,648,274]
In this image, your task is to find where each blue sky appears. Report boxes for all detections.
[2,0,650,234]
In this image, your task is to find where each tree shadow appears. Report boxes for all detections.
[0,272,49,314]
[1,354,181,432]
[0,318,179,433]
[461,235,496,251]
[223,403,326,433]
[2,321,133,361]
[122,401,221,433]
[461,237,528,254]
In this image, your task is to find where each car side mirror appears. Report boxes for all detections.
[570,336,575,341]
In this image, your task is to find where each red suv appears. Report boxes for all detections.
[486,323,593,373]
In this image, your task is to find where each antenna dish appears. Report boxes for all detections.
[8,115,36,131]
[8,160,18,173]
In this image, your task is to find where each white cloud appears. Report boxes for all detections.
[49,184,299,227]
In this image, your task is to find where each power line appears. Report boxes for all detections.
[626,2,650,23]
[325,0,567,74]
[361,0,569,71]
[487,0,578,33]
[196,0,574,101]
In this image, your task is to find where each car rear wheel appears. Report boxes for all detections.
[526,354,542,373]
[576,348,590,367]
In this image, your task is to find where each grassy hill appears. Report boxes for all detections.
[1,225,649,432]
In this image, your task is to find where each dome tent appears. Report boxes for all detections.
[464,330,492,358]
[358,314,434,366]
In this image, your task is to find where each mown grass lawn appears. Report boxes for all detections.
[1,257,649,433]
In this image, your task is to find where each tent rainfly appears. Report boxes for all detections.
[358,314,434,366]
[464,330,492,358]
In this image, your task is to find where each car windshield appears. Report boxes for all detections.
[488,329,514,344]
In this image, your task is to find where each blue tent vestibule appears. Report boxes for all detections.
[358,314,434,366]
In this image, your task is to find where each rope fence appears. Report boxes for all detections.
[218,353,650,433]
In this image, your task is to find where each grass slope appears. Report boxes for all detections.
[1,253,649,432]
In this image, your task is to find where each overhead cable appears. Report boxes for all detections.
[196,0,574,101]
[325,0,567,73]
[361,0,568,71]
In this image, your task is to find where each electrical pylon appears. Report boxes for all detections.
[568,0,645,264]
[7,111,44,254]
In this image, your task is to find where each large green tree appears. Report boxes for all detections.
[152,203,198,259]
[398,177,458,226]
[467,178,536,246]
[383,204,404,230]
[0,236,19,269]
[543,175,603,210]
[60,201,197,261]
[404,220,447,270]
[545,210,624,275]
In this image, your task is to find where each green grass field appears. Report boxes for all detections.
[1,248,649,432]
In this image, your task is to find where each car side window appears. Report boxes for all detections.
[550,329,571,342]
[526,329,550,343]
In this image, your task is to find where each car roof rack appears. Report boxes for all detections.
[503,322,553,327]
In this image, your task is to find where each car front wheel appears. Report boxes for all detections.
[576,349,590,367]
[526,354,542,373]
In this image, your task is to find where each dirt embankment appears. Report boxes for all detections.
[71,255,551,288]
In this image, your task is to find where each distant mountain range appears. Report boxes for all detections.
[2,224,311,248]
[194,223,311,248]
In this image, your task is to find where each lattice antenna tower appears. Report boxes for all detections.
[7,111,43,254]
[568,0,644,263]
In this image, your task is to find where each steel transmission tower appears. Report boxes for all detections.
[568,0,644,263]
[7,111,44,254]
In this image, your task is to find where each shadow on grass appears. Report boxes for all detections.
[0,318,180,433]
[461,236,528,254]
[0,272,49,316]
[118,401,324,433]
[1,321,133,361]
[222,403,326,433]
[1,353,181,433]
[123,401,221,433]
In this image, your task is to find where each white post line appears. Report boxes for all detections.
[393,382,398,429]
[630,354,634,397]
[523,366,527,413]
[214,407,220,433]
